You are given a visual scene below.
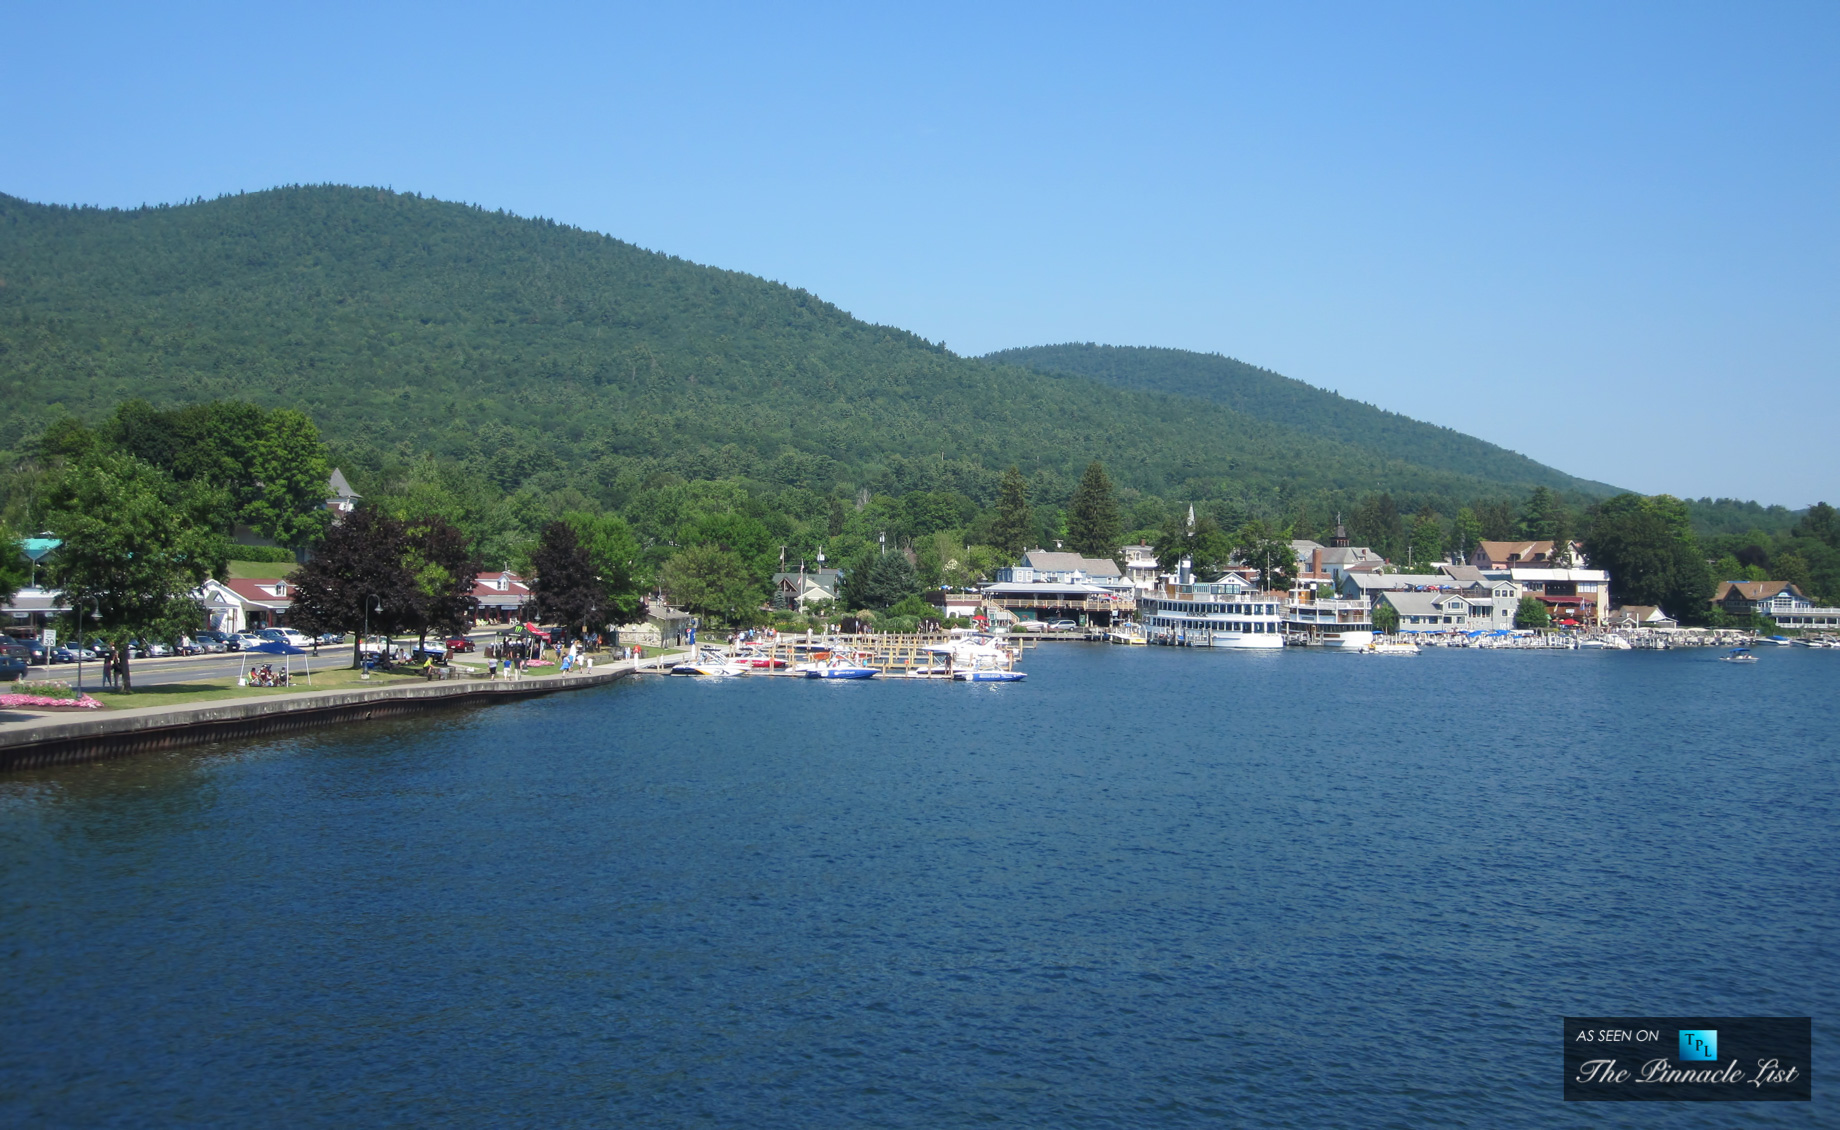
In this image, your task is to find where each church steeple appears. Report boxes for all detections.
[1329,512,1350,548]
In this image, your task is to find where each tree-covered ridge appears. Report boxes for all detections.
[984,343,1620,497]
[4,185,1604,512]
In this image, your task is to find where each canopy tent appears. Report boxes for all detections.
[242,640,311,687]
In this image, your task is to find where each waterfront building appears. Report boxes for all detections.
[198,578,296,633]
[1712,581,1840,629]
[472,571,533,623]
[1283,589,1373,642]
[979,581,1131,628]
[1120,544,1161,593]
[770,567,844,611]
[1509,566,1609,625]
[1,586,70,639]
[1469,540,1583,570]
[1374,590,1482,633]
[1609,605,1678,630]
[1139,573,1285,648]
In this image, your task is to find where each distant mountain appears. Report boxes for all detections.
[986,344,1619,497]
[2,186,1607,507]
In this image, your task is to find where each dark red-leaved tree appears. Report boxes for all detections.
[529,520,601,637]
[288,506,421,668]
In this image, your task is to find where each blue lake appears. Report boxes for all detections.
[2,644,1835,1126]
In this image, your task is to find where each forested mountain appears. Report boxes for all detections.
[3,185,1601,515]
[986,343,1618,496]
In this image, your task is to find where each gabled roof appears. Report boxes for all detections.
[1438,563,1487,586]
[222,578,294,607]
[1018,549,1122,577]
[1378,591,1474,616]
[327,468,359,500]
[1343,573,1453,592]
[1475,540,1554,563]
[1713,580,1802,603]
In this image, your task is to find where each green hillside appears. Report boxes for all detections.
[3,186,1598,511]
[986,343,1618,495]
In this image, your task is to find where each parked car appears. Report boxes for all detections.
[0,653,27,681]
[51,646,87,664]
[445,636,476,653]
[1047,620,1079,632]
[315,632,346,645]
[146,641,172,658]
[260,627,313,648]
[233,633,268,651]
[197,630,234,652]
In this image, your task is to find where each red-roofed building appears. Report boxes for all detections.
[198,578,296,633]
[472,571,532,623]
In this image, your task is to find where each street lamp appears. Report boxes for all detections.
[76,599,100,694]
[361,594,382,678]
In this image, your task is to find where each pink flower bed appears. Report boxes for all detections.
[0,693,103,710]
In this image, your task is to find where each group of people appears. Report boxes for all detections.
[248,664,286,687]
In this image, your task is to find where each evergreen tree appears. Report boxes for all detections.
[1350,493,1405,562]
[1476,499,1517,541]
[991,466,1032,557]
[1452,507,1484,561]
[844,551,922,611]
[1409,510,1444,567]
[1522,486,1559,541]
[1066,460,1122,561]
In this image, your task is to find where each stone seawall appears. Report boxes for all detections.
[0,667,637,772]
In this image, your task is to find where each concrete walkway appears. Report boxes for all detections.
[1,652,678,772]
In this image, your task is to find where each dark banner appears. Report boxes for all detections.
[1563,1017,1811,1101]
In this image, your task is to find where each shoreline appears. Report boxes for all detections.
[0,657,668,773]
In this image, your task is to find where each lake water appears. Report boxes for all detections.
[2,645,1835,1127]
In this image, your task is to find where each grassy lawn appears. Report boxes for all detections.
[226,559,297,580]
[87,664,431,710]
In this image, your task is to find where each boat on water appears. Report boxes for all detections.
[1139,575,1286,649]
[798,655,878,679]
[923,635,1028,681]
[1359,639,1421,656]
[1320,630,1375,650]
[669,647,752,676]
[734,646,787,669]
[1107,625,1148,645]
[1763,635,1794,646]
[1720,647,1759,663]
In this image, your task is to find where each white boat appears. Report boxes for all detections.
[669,648,751,676]
[798,656,878,679]
[925,636,1027,681]
[1139,581,1286,649]
[1320,630,1375,650]
[1107,625,1147,645]
[1720,648,1758,664]
[1360,639,1421,656]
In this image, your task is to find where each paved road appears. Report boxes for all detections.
[36,651,355,690]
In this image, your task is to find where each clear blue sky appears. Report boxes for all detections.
[6,2,1835,506]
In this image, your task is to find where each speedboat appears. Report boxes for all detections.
[799,656,878,679]
[669,647,752,676]
[953,667,1026,682]
[735,647,787,669]
[1720,648,1758,663]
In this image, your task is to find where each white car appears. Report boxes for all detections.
[260,627,313,648]
[233,633,268,651]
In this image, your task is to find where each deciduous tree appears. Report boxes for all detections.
[288,506,421,668]
[44,452,229,691]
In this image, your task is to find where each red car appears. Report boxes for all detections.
[445,636,476,653]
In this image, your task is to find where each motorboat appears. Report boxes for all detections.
[734,646,787,669]
[669,647,752,676]
[1359,639,1421,656]
[953,667,1026,682]
[798,656,878,679]
[1107,625,1147,645]
[1320,630,1374,650]
[1719,648,1758,663]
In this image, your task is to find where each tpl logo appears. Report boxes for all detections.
[1679,1030,1718,1062]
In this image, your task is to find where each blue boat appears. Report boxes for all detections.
[952,669,1026,682]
